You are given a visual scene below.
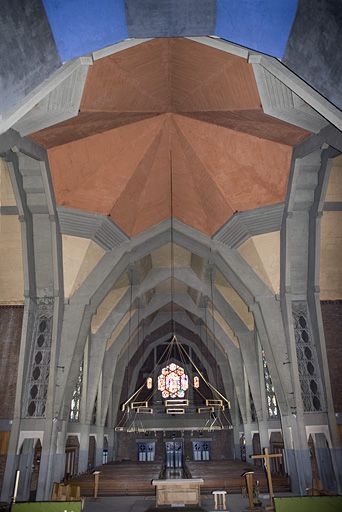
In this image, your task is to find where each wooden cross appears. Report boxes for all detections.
[251,448,282,509]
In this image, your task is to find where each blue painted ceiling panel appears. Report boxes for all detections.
[216,0,298,57]
[42,0,128,61]
[125,0,216,38]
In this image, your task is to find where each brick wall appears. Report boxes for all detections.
[0,306,23,492]
[321,300,342,413]
[0,306,23,420]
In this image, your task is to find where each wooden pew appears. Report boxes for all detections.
[187,460,290,494]
[70,461,161,496]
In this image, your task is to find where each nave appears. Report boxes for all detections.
[0,2,341,508]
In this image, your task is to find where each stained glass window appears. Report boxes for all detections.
[158,363,189,398]
[69,360,83,422]
[262,350,279,418]
[292,302,324,412]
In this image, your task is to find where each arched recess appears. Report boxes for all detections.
[64,435,80,479]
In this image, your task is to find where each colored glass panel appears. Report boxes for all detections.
[158,364,189,398]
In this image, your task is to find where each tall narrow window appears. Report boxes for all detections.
[26,300,54,418]
[292,302,324,412]
[249,386,257,422]
[262,350,279,418]
[69,360,83,422]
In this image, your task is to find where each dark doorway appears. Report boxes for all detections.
[88,435,96,471]
[252,433,262,468]
[270,431,286,475]
[29,439,42,500]
[64,435,80,479]
[240,434,246,462]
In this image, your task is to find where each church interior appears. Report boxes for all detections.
[0,1,342,511]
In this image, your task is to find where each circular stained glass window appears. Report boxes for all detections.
[158,363,188,398]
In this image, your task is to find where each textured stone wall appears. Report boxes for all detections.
[0,306,23,420]
[321,300,342,412]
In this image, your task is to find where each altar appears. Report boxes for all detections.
[152,477,204,507]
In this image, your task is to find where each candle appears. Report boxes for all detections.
[13,470,20,503]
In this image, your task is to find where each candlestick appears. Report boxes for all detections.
[13,470,20,503]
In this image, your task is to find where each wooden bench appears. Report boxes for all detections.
[69,461,161,496]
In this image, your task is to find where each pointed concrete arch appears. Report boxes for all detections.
[57,217,291,427]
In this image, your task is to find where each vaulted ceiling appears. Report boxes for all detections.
[1,20,341,428]
[30,38,309,237]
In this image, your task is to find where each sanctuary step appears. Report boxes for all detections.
[69,461,162,496]
[186,460,291,494]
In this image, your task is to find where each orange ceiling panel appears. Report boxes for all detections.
[80,38,261,114]
[48,113,293,237]
[31,37,310,238]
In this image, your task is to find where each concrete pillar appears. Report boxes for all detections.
[281,414,312,494]
[258,420,270,451]
[78,424,90,473]
[106,429,114,462]
[95,426,104,467]
[243,424,253,463]
[113,431,119,462]
[315,433,337,492]
[36,420,59,501]
[52,421,67,485]
[233,425,241,460]
[17,438,35,501]
[1,419,20,502]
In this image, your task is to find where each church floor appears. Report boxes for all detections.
[83,493,292,511]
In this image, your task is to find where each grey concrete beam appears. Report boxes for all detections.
[58,207,128,251]
[13,59,90,136]
[0,57,92,135]
[249,55,342,132]
[252,62,327,133]
[214,203,284,248]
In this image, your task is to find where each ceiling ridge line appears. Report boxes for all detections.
[172,117,236,217]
